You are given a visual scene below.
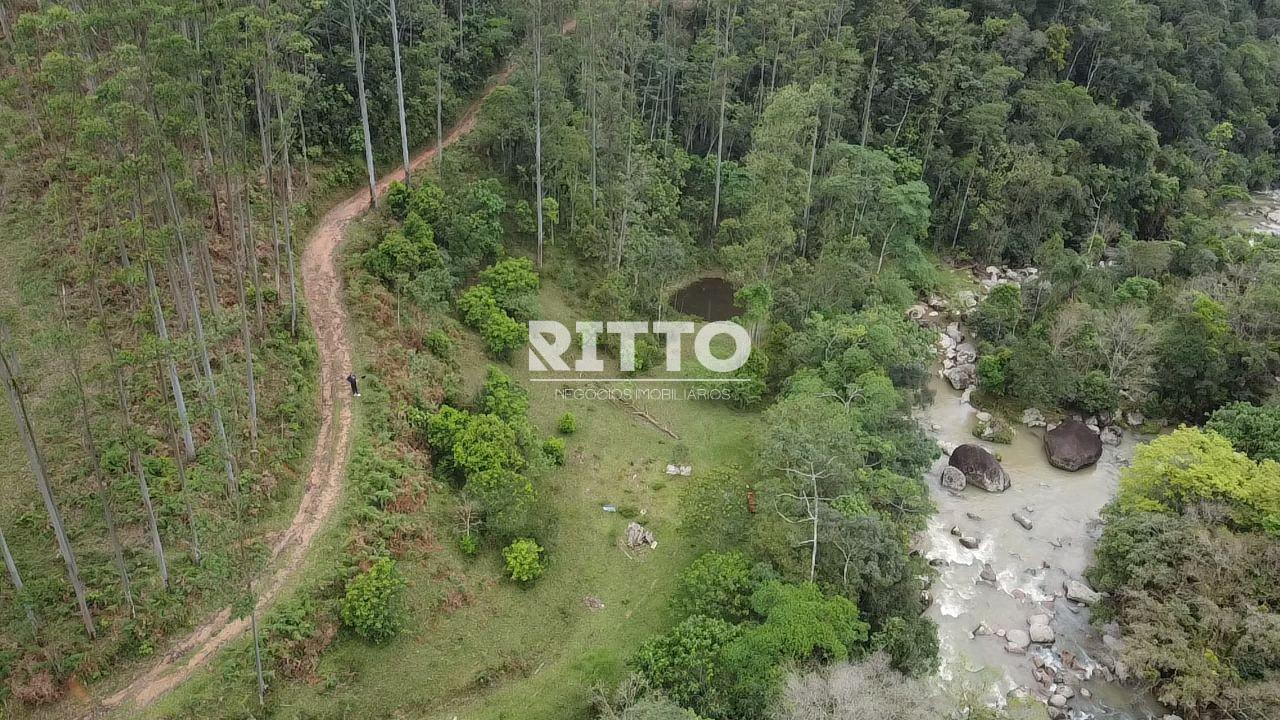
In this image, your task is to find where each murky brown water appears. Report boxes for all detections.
[917,373,1164,719]
[909,192,1278,718]
[670,277,741,321]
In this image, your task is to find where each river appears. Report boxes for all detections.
[917,371,1165,719]
[914,190,1280,719]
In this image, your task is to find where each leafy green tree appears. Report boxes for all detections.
[1154,295,1239,421]
[971,284,1023,342]
[630,615,741,718]
[502,538,544,582]
[672,552,761,624]
[478,257,540,320]
[340,557,407,643]
[1207,402,1280,463]
[1113,427,1279,530]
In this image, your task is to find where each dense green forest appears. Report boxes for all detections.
[1,0,1279,718]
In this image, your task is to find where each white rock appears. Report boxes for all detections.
[1005,628,1031,650]
[1029,623,1056,644]
[1064,580,1102,606]
[1100,426,1123,446]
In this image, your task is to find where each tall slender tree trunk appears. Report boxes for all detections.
[0,337,95,639]
[0,523,37,631]
[174,239,240,499]
[710,4,735,232]
[60,288,135,615]
[390,0,411,183]
[351,0,378,207]
[532,0,546,269]
[233,174,260,451]
[164,380,202,565]
[144,262,197,460]
[800,116,819,255]
[274,94,300,337]
[860,32,880,147]
[254,69,283,296]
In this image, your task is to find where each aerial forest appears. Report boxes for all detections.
[0,0,1278,719]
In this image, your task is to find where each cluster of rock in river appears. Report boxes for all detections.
[918,271,1148,462]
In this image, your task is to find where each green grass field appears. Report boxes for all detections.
[143,232,759,719]
[268,279,756,719]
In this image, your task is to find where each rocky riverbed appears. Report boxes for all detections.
[913,290,1167,720]
[918,371,1164,719]
[909,189,1280,719]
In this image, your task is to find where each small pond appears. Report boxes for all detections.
[670,276,741,321]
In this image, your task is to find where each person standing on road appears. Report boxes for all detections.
[346,373,361,397]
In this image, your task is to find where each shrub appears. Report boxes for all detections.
[672,551,759,623]
[478,257,540,320]
[457,286,526,360]
[1065,370,1119,415]
[541,437,566,465]
[339,557,407,643]
[557,412,577,434]
[424,328,454,359]
[385,180,412,219]
[457,533,478,557]
[481,366,530,422]
[976,347,1012,394]
[502,538,545,582]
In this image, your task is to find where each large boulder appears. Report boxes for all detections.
[944,363,977,390]
[939,466,967,492]
[1044,419,1103,471]
[948,444,1011,492]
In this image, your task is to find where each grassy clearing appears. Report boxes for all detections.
[143,220,759,719]
[259,275,756,720]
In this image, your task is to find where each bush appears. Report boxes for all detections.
[385,180,412,219]
[672,551,759,623]
[502,538,545,582]
[478,257,540,320]
[480,366,530,422]
[458,286,526,360]
[1207,402,1280,463]
[339,557,407,643]
[457,533,478,557]
[557,412,577,434]
[424,328,454,359]
[541,437,566,465]
[976,347,1012,394]
[1065,370,1119,415]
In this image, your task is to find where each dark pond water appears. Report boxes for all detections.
[671,277,741,321]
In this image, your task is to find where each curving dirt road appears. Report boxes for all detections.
[88,56,527,719]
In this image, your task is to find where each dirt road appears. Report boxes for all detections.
[87,57,525,719]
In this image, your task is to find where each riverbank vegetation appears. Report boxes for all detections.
[1089,427,1280,718]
